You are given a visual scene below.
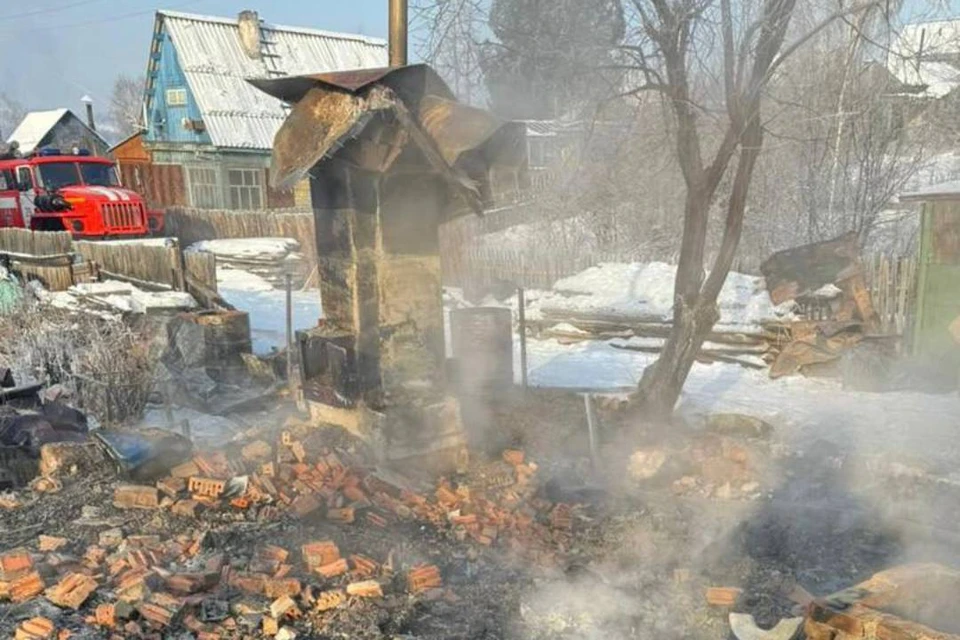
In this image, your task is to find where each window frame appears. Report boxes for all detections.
[16,166,33,190]
[166,87,188,107]
[186,165,222,209]
[226,167,264,210]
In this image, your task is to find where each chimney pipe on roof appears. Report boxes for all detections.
[238,10,262,60]
[389,0,408,67]
[81,95,96,132]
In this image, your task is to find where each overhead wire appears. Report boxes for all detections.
[0,0,207,34]
[0,0,107,21]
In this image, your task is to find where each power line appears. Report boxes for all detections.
[0,0,107,21]
[0,0,207,34]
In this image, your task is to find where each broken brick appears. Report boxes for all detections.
[94,603,117,628]
[705,587,742,607]
[260,462,276,477]
[171,499,200,517]
[170,460,200,479]
[156,476,186,498]
[302,541,340,569]
[137,592,183,628]
[276,626,298,640]
[113,485,160,510]
[316,558,349,579]
[290,493,321,518]
[550,503,573,530]
[349,555,379,578]
[0,548,33,580]
[187,477,226,498]
[193,452,230,478]
[366,512,389,528]
[327,507,355,524]
[45,573,98,609]
[343,485,368,504]
[346,580,383,598]
[37,536,68,553]
[263,578,302,599]
[114,568,150,602]
[14,617,54,640]
[229,572,267,595]
[269,594,300,619]
[262,616,279,636]
[435,486,459,506]
[97,528,123,549]
[407,564,442,594]
[10,571,45,602]
[315,589,346,612]
[166,573,217,595]
[241,440,272,461]
[502,449,525,466]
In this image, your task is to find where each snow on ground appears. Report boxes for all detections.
[215,265,322,354]
[538,262,793,332]
[215,266,274,292]
[517,336,960,465]
[189,238,300,261]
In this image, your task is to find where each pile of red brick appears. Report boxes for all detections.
[0,432,577,638]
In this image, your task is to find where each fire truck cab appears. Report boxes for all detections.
[0,147,163,238]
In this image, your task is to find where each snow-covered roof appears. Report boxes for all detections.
[901,179,960,201]
[149,10,388,150]
[6,108,107,155]
[520,120,584,138]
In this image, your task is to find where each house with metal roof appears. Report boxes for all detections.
[136,9,387,210]
[6,108,109,157]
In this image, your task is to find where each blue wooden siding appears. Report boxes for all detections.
[145,28,211,146]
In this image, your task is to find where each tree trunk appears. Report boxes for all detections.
[634,295,720,418]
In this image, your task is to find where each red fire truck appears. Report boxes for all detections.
[0,147,163,238]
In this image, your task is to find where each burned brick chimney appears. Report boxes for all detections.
[249,65,526,474]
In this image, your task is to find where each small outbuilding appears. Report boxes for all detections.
[900,181,960,359]
[6,108,109,157]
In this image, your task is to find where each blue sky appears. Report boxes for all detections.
[0,0,391,118]
[0,0,958,122]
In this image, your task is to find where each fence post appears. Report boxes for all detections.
[518,287,528,389]
[286,272,295,396]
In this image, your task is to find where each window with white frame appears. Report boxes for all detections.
[166,87,188,107]
[187,166,221,209]
[227,168,263,210]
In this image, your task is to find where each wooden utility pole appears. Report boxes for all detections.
[389,0,408,67]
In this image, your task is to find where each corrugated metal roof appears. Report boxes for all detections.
[156,10,387,150]
[7,108,68,154]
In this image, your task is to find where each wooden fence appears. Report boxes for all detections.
[0,228,73,257]
[863,254,919,337]
[441,238,920,337]
[0,229,217,298]
[164,207,317,267]
[75,240,187,290]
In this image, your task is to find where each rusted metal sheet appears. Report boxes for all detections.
[249,64,454,104]
[805,564,960,639]
[760,233,862,306]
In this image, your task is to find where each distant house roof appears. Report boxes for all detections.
[519,120,584,138]
[6,108,108,155]
[888,19,960,99]
[901,180,960,202]
[147,10,388,150]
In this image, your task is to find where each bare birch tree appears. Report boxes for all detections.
[108,74,145,139]
[623,0,887,418]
